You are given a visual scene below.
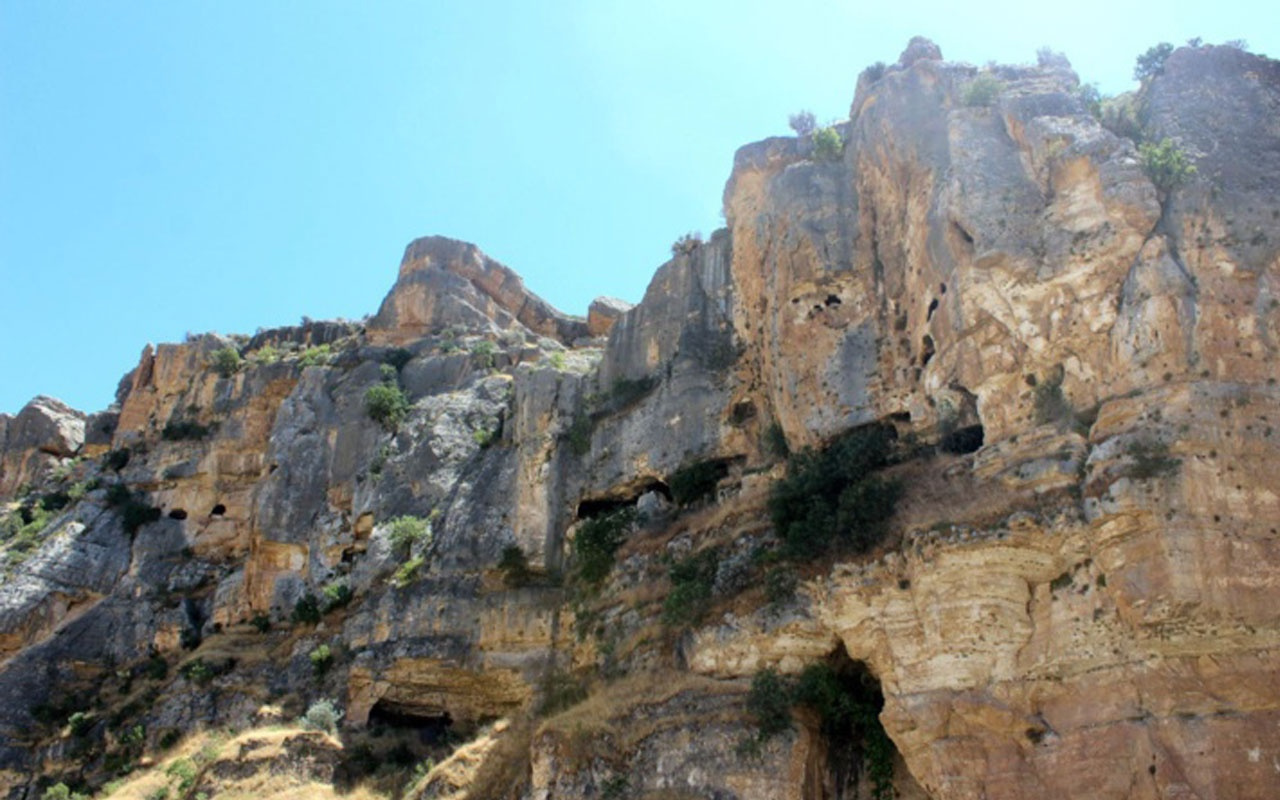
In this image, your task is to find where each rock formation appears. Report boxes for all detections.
[1,39,1278,800]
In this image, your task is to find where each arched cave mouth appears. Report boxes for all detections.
[367,699,455,746]
[940,424,985,455]
[799,646,900,800]
[575,478,671,520]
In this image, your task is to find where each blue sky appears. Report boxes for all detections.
[1,1,1270,414]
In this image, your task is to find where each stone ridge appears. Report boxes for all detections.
[368,234,591,345]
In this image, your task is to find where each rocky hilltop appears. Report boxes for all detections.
[2,39,1278,800]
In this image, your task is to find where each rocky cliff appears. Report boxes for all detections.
[1,39,1278,800]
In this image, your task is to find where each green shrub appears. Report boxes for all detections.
[1032,372,1072,426]
[309,644,333,676]
[107,485,161,536]
[547,351,567,370]
[209,347,242,378]
[386,515,431,553]
[300,699,343,734]
[180,658,214,686]
[365,383,410,431]
[768,424,899,559]
[498,545,533,588]
[67,711,94,737]
[1139,138,1197,194]
[566,413,593,456]
[470,340,498,369]
[472,425,498,448]
[41,784,87,800]
[291,594,322,625]
[298,344,332,367]
[573,508,635,586]
[249,344,280,364]
[321,582,352,613]
[1134,42,1174,81]
[161,420,214,441]
[667,459,724,507]
[249,613,271,633]
[662,548,719,628]
[962,74,1003,107]
[812,126,844,161]
[391,555,425,589]
[165,758,198,793]
[746,668,793,740]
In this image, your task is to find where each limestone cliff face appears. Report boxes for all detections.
[1,40,1278,800]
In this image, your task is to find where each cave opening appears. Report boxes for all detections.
[210,504,226,517]
[168,509,188,520]
[575,479,671,520]
[798,646,901,800]
[367,700,455,746]
[940,424,985,454]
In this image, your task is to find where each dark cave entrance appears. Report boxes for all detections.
[798,647,901,800]
[367,699,455,746]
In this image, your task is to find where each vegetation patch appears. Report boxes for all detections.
[962,74,1002,107]
[662,548,720,629]
[572,508,636,587]
[161,419,215,441]
[812,126,844,161]
[291,593,322,625]
[208,346,242,378]
[667,459,726,507]
[1140,138,1197,194]
[767,424,901,559]
[498,545,533,588]
[1125,439,1181,479]
[365,382,409,431]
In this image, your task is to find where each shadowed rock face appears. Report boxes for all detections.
[1,40,1279,800]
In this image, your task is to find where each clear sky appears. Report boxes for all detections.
[1,1,1271,415]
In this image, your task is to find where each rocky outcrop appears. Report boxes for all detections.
[0,396,85,495]
[1,38,1278,800]
[369,236,590,345]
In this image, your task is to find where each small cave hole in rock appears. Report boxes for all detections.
[575,480,670,520]
[941,424,985,454]
[168,509,188,520]
[367,700,455,746]
[920,335,936,367]
[210,504,226,517]
[940,282,947,295]
[825,294,842,307]
[799,646,907,800]
[953,222,975,245]
[926,298,939,321]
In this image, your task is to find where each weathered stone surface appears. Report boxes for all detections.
[368,236,589,345]
[586,296,632,337]
[0,396,85,495]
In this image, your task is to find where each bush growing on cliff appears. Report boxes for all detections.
[788,110,816,137]
[812,126,844,161]
[498,545,533,588]
[209,347,242,378]
[298,344,332,367]
[391,555,425,588]
[300,698,343,734]
[321,581,352,612]
[1140,138,1197,194]
[1134,42,1174,81]
[573,508,635,586]
[386,515,432,554]
[662,548,719,628]
[309,643,334,676]
[768,424,900,559]
[962,74,1003,107]
[291,593,322,625]
[365,383,409,431]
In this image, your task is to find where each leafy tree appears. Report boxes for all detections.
[365,383,409,430]
[1134,42,1175,81]
[209,347,242,378]
[788,110,816,137]
[812,126,844,161]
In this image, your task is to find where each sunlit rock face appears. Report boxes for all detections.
[1,39,1279,800]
